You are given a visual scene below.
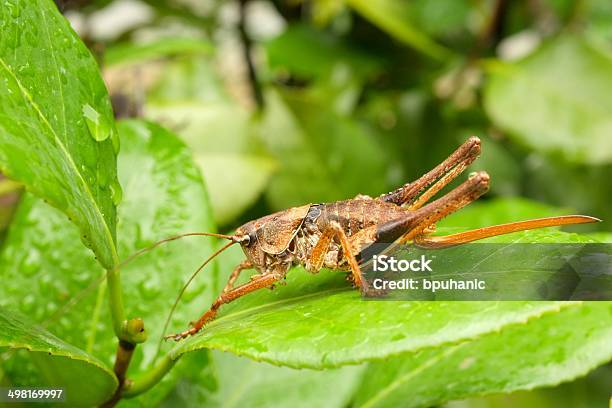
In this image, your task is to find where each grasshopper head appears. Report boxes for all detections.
[235,204,312,270]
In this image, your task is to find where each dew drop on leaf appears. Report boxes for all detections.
[110,180,123,206]
[82,104,111,142]
[110,129,120,154]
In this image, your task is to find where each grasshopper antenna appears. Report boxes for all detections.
[158,236,247,350]
[113,232,237,272]
[39,232,239,336]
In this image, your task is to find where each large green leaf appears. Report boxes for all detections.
[484,36,612,165]
[0,0,120,268]
[168,238,581,368]
[0,307,118,406]
[166,199,601,368]
[354,302,612,408]
[0,120,216,404]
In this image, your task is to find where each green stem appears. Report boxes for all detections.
[107,267,128,339]
[122,354,179,398]
[106,266,147,344]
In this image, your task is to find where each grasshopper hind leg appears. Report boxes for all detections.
[414,215,600,248]
[381,137,481,208]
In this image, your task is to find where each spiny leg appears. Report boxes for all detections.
[312,222,365,291]
[381,136,481,208]
[305,226,337,272]
[406,163,470,211]
[185,260,253,326]
[415,215,600,248]
[375,171,490,246]
[401,171,490,243]
[223,260,253,293]
[167,268,283,341]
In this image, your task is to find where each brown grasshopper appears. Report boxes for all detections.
[163,136,598,340]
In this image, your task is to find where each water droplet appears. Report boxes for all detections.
[110,181,123,206]
[82,104,110,142]
[110,129,120,154]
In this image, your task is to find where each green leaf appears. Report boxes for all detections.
[354,302,612,408]
[451,364,612,408]
[258,89,389,210]
[160,351,363,408]
[345,0,453,60]
[0,307,118,406]
[168,203,599,368]
[0,0,120,269]
[105,37,213,66]
[484,36,612,165]
[0,120,216,403]
[168,243,578,368]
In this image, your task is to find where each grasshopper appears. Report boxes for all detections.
[163,136,598,340]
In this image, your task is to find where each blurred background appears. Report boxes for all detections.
[1,0,611,406]
[25,0,607,239]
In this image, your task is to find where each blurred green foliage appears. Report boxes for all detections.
[1,0,611,406]
[77,0,612,232]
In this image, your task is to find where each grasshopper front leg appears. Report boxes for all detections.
[222,260,253,293]
[167,264,285,341]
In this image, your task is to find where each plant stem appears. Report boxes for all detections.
[106,265,146,404]
[107,267,128,339]
[122,354,178,398]
[102,340,136,407]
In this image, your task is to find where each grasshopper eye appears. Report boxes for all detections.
[232,233,252,246]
